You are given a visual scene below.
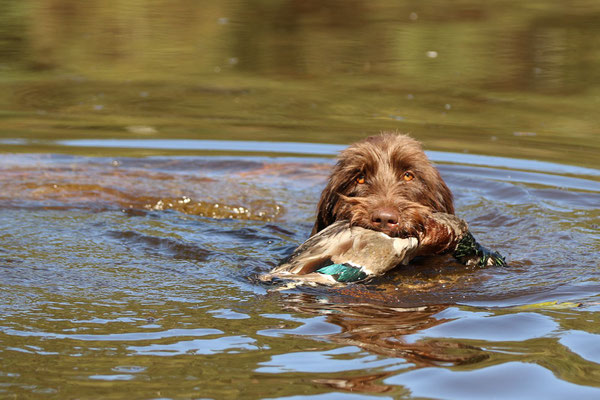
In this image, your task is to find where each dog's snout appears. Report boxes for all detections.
[371,208,399,231]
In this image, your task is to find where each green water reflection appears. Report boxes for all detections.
[1,0,599,167]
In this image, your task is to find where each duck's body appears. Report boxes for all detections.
[260,212,506,286]
[260,221,419,285]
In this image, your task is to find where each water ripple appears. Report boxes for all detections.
[106,230,212,261]
[0,327,222,341]
[127,335,259,356]
[257,346,409,374]
[385,361,600,399]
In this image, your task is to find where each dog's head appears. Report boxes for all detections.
[312,133,454,237]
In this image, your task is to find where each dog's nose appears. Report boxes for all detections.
[371,209,399,231]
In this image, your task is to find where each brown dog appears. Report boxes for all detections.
[260,133,506,286]
[312,133,454,239]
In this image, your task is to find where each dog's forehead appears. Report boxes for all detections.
[341,138,430,173]
[387,144,430,170]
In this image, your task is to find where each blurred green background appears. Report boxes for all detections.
[1,0,599,167]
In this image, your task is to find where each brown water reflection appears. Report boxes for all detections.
[0,155,306,220]
[279,293,485,367]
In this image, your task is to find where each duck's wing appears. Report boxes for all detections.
[269,220,359,275]
[330,233,419,276]
[258,269,340,286]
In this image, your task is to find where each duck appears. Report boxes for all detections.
[260,212,506,286]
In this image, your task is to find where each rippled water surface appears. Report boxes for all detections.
[1,150,599,399]
[1,0,600,399]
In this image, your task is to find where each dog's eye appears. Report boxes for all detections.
[403,171,415,181]
[356,175,365,184]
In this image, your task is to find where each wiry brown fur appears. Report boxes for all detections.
[312,133,454,239]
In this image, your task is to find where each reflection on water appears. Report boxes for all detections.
[0,152,599,398]
[274,294,484,366]
[1,0,600,168]
[1,0,600,398]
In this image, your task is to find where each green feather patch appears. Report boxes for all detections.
[453,231,507,267]
[317,263,368,283]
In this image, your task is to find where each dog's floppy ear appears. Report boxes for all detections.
[311,160,354,236]
[311,174,341,236]
[429,167,455,214]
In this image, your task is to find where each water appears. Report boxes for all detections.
[1,149,599,398]
[1,1,600,399]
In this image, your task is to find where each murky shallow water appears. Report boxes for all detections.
[1,146,599,399]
